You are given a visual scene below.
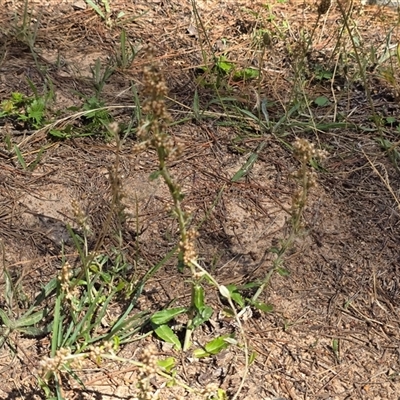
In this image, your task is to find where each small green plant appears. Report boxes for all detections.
[223,283,274,314]
[113,29,138,69]
[136,55,250,373]
[0,90,47,129]
[197,55,259,88]
[76,59,114,135]
[85,0,113,26]
[37,217,155,396]
[12,0,39,53]
[91,58,114,97]
[0,268,48,350]
[0,85,52,169]
[193,335,236,358]
[149,281,214,350]
[136,59,214,351]
[82,96,112,127]
[49,59,115,139]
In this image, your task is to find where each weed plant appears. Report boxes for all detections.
[132,53,254,399]
[135,57,219,352]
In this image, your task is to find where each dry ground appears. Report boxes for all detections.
[1,0,400,399]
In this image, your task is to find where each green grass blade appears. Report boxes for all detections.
[101,0,110,14]
[0,308,15,329]
[230,152,259,182]
[51,284,63,356]
[29,278,58,312]
[85,0,105,19]
[13,145,27,169]
[28,147,44,171]
[3,268,14,308]
[193,89,200,120]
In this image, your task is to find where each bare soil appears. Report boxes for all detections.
[1,0,400,399]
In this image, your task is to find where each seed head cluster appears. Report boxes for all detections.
[72,199,90,233]
[293,138,327,164]
[291,138,327,227]
[137,62,171,138]
[179,229,198,267]
[38,347,84,381]
[58,261,79,303]
[135,345,159,400]
[88,340,116,365]
[39,341,116,381]
[134,54,183,162]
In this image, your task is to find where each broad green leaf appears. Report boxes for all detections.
[157,357,176,372]
[314,96,330,107]
[154,325,181,350]
[233,68,259,80]
[18,326,46,336]
[150,307,187,325]
[251,301,273,313]
[200,306,213,320]
[192,306,213,328]
[193,284,205,310]
[15,309,46,328]
[222,337,237,345]
[0,309,15,329]
[230,291,245,307]
[11,92,25,103]
[225,284,245,308]
[193,335,231,358]
[193,347,210,358]
[204,335,231,354]
[27,99,45,125]
[216,57,233,74]
[1,99,14,114]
